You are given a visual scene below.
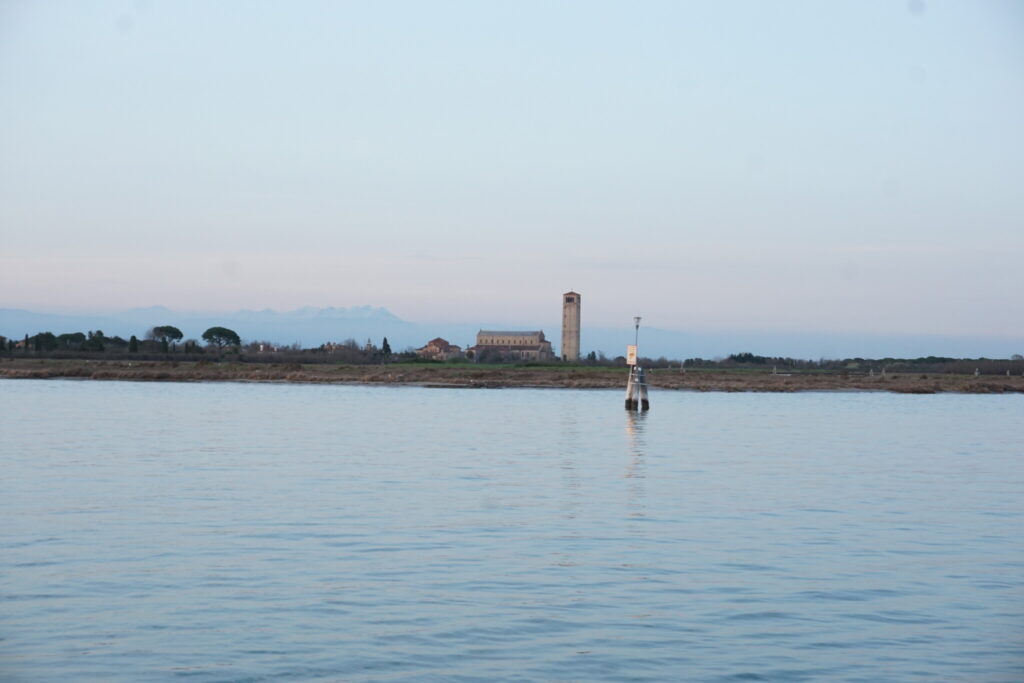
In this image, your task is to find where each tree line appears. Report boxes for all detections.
[0,325,402,365]
[1,325,242,355]
[680,352,1024,375]
[3,325,1020,374]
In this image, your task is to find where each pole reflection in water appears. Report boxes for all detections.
[553,409,584,570]
[558,410,582,517]
[624,411,647,518]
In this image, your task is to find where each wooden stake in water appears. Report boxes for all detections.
[624,316,650,411]
[638,367,649,411]
[624,366,649,411]
[625,365,635,410]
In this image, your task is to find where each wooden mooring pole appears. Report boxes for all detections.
[624,316,650,411]
[624,366,650,411]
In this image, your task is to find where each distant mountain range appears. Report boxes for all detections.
[1,306,1019,360]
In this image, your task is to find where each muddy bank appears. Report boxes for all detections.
[2,358,1022,394]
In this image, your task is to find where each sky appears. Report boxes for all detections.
[2,0,1022,342]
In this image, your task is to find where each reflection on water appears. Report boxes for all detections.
[624,411,647,517]
[558,408,581,520]
[624,409,647,456]
[2,381,1022,683]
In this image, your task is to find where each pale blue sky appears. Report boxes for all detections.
[2,1,1022,339]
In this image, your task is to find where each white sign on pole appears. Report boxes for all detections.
[626,345,637,366]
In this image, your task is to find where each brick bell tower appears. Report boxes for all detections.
[561,291,581,362]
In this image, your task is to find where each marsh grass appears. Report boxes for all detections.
[1,358,1022,393]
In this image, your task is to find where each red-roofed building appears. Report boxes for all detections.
[416,337,463,361]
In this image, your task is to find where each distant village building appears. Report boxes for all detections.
[469,330,553,362]
[561,291,581,362]
[321,340,358,353]
[416,337,463,361]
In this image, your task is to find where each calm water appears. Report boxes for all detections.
[2,380,1022,682]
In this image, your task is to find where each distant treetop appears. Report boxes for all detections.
[202,326,241,349]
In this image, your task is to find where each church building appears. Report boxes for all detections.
[469,330,553,361]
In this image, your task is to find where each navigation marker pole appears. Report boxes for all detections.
[625,316,649,411]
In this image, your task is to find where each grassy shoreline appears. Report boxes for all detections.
[2,358,1022,394]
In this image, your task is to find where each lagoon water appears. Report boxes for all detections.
[2,379,1022,682]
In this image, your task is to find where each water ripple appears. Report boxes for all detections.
[2,381,1022,681]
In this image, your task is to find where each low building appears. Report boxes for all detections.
[468,330,553,362]
[416,337,462,361]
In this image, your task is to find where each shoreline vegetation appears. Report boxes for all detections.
[2,358,1022,394]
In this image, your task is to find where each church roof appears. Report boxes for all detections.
[478,330,543,336]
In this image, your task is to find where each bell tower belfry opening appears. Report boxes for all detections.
[561,291,581,362]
